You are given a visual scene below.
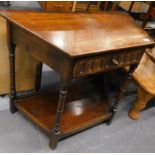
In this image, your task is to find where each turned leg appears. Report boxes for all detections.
[102,73,110,102]
[49,83,68,150]
[91,73,109,101]
[128,86,153,120]
[6,21,17,113]
[35,62,43,93]
[107,64,138,125]
[9,44,17,113]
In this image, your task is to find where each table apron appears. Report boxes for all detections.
[73,48,145,77]
[11,24,74,81]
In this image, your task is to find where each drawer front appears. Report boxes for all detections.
[46,2,72,12]
[73,49,144,77]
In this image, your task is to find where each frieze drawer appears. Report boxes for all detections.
[73,49,144,77]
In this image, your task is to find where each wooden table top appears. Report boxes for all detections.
[1,11,154,57]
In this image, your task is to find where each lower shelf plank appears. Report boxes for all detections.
[15,78,112,138]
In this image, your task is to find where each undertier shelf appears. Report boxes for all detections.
[15,78,112,137]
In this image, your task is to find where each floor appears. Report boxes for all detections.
[0,93,155,153]
[0,1,155,153]
[0,66,155,153]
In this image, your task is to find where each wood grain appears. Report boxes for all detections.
[15,78,111,136]
[73,48,143,77]
[1,11,154,58]
[128,86,153,120]
[133,49,155,95]
[128,48,155,120]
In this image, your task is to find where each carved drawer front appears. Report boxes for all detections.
[73,48,144,77]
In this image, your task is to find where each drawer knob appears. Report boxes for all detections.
[112,58,119,65]
[55,4,63,8]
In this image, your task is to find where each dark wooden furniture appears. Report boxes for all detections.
[73,1,101,12]
[38,1,101,12]
[115,2,155,29]
[1,11,154,149]
[142,2,155,28]
[122,1,155,29]
[0,1,10,6]
[38,1,73,12]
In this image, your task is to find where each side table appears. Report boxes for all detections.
[1,11,154,149]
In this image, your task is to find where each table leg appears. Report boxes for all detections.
[35,62,43,93]
[128,86,153,120]
[7,21,17,113]
[49,81,69,149]
[103,73,110,102]
[9,44,17,113]
[107,64,138,125]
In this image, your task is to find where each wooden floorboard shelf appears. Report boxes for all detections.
[15,78,112,138]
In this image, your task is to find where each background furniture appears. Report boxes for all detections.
[38,1,101,12]
[121,1,155,30]
[73,1,101,12]
[104,1,155,30]
[119,1,149,13]
[38,1,72,12]
[0,1,10,6]
[127,2,155,120]
[128,48,155,120]
[142,2,155,28]
[0,15,40,95]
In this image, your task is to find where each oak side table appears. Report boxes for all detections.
[1,11,154,149]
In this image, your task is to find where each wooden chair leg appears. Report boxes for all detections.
[128,86,153,120]
[141,2,154,28]
[128,1,135,13]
